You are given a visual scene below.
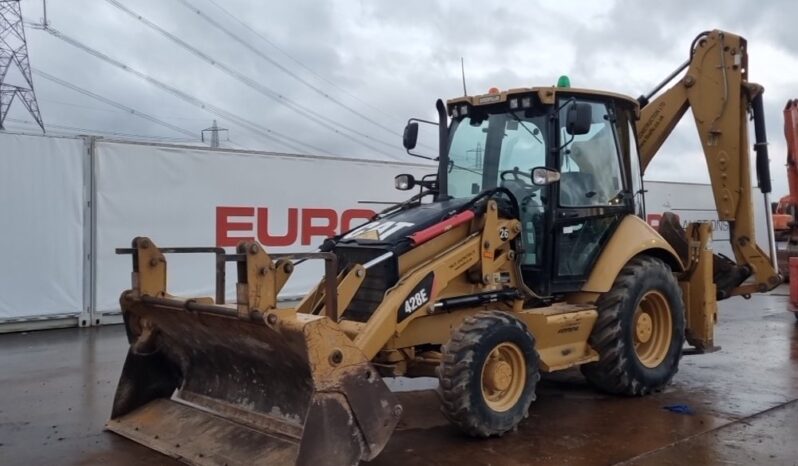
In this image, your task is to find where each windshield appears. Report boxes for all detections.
[445,111,548,198]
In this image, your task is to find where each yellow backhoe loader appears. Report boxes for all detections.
[107,30,781,465]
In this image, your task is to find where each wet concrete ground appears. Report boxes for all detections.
[1,289,796,466]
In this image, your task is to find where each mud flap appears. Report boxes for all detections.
[107,296,401,466]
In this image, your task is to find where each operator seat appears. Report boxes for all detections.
[559,172,601,206]
[567,125,620,203]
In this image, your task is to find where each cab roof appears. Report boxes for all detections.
[446,86,640,114]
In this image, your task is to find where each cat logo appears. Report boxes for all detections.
[343,220,415,241]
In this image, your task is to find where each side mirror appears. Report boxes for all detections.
[531,167,561,186]
[395,173,416,191]
[403,122,419,150]
[565,102,592,135]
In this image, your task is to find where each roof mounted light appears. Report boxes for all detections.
[557,75,571,88]
[521,97,532,108]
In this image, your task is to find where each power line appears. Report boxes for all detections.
[104,0,402,160]
[5,117,196,141]
[38,96,206,121]
[32,68,197,138]
[8,116,253,150]
[34,25,325,155]
[39,97,220,123]
[204,0,405,124]
[30,26,299,151]
[105,1,395,157]
[174,0,403,139]
[40,97,137,114]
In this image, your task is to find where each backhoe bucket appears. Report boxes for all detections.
[107,238,401,466]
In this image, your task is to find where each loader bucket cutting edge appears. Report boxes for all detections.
[107,295,400,466]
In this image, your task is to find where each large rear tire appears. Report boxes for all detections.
[438,311,540,437]
[581,255,685,395]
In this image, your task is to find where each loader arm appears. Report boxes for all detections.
[636,30,780,297]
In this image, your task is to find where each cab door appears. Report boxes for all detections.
[549,98,634,293]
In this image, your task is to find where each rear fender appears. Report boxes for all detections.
[581,215,684,293]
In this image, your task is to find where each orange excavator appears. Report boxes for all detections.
[774,100,798,279]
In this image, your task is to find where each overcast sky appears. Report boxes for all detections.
[4,0,798,198]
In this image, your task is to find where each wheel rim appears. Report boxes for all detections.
[633,290,672,368]
[480,342,526,412]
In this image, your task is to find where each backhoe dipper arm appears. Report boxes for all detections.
[636,30,780,296]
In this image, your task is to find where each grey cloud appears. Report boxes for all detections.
[4,0,796,196]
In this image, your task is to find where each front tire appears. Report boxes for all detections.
[438,311,540,437]
[581,255,686,395]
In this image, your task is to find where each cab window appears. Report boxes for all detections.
[558,101,624,207]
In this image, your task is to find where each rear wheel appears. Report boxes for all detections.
[581,255,685,395]
[438,311,540,437]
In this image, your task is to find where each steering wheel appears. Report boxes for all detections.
[499,167,542,214]
[500,167,541,191]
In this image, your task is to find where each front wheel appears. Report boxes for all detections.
[438,311,540,437]
[581,255,686,395]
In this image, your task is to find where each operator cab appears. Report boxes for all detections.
[404,84,644,297]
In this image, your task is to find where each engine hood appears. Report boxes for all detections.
[335,197,472,253]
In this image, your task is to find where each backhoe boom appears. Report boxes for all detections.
[636,30,780,297]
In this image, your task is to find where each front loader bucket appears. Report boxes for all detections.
[107,238,401,466]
